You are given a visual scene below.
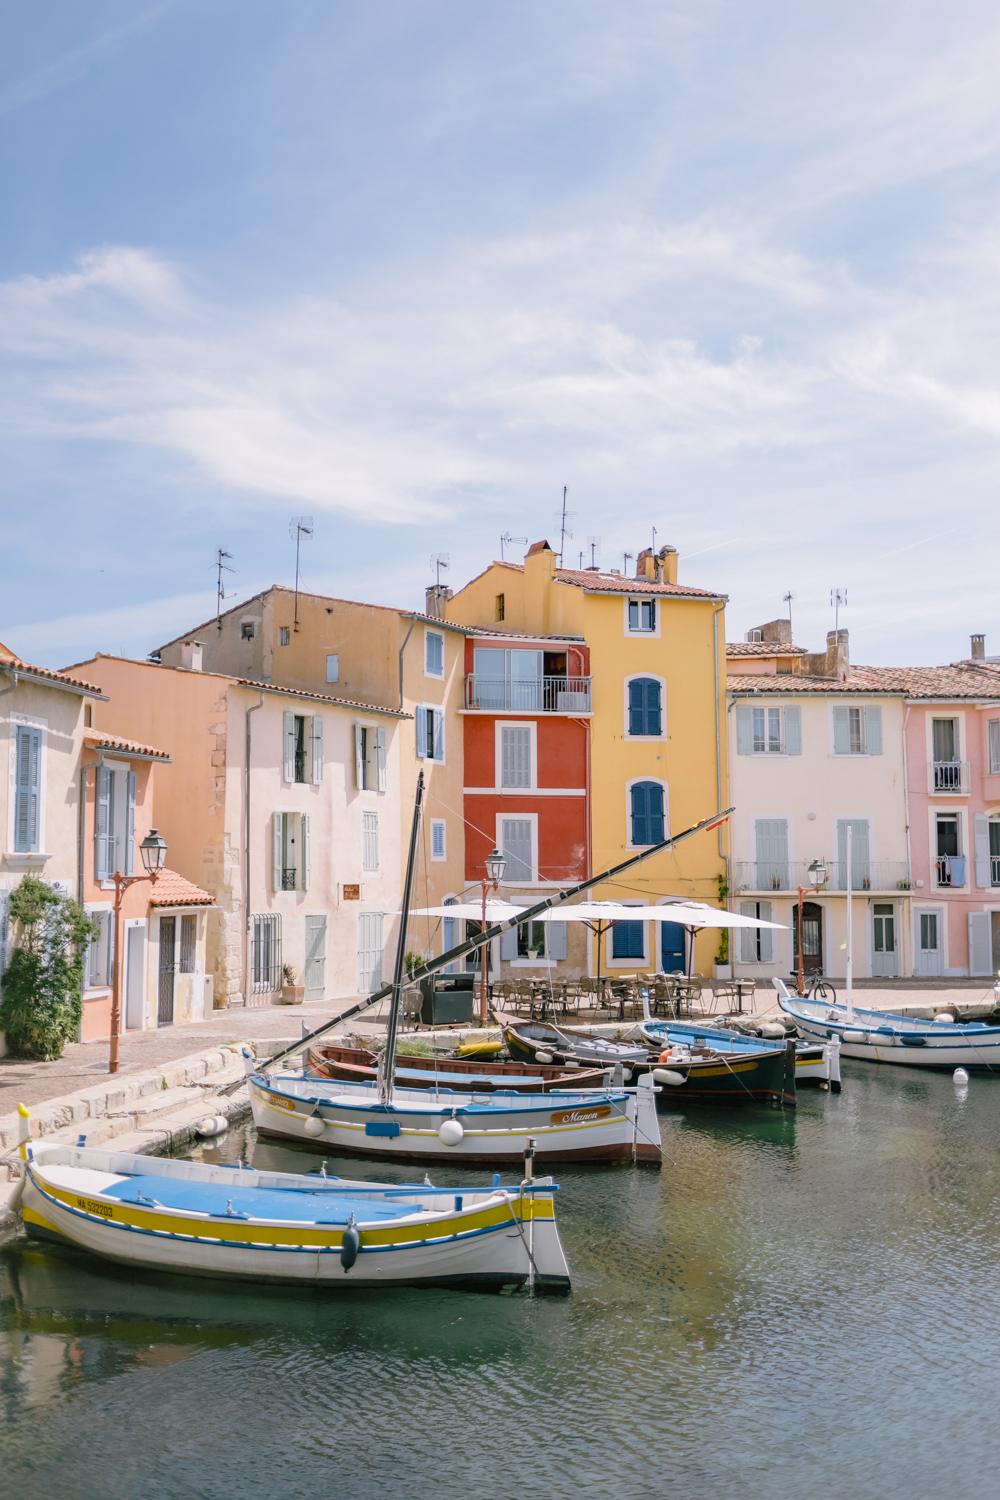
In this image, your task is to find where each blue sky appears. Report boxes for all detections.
[2,1,999,668]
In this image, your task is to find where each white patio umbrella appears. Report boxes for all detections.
[409,901,529,921]
[535,903,784,929]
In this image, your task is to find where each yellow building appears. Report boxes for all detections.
[446,542,729,977]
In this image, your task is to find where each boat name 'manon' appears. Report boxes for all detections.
[551,1105,613,1127]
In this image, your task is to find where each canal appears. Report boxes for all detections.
[3,1062,999,1499]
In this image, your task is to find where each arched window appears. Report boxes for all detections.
[630,781,665,846]
[627,678,662,736]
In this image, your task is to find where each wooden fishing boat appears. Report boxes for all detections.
[640,1018,841,1094]
[501,1016,797,1108]
[306,1042,611,1094]
[249,1068,662,1164]
[16,1139,571,1293]
[776,986,1000,1071]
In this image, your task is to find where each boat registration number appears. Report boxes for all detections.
[77,1197,113,1218]
[551,1105,612,1126]
[262,1092,296,1111]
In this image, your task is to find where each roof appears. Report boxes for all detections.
[462,626,586,642]
[727,663,1000,699]
[84,731,172,762]
[0,653,106,698]
[147,869,215,908]
[554,567,724,600]
[726,642,807,657]
[235,679,411,717]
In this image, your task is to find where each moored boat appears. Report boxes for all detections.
[16,1139,571,1293]
[776,985,1000,1070]
[306,1042,611,1093]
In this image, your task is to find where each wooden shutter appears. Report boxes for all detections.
[865,705,883,755]
[784,705,801,755]
[355,724,365,789]
[432,821,445,858]
[15,727,41,853]
[735,705,753,755]
[974,812,991,888]
[969,911,992,976]
[376,727,387,789]
[283,712,295,783]
[311,717,324,784]
[740,902,756,963]
[755,819,788,885]
[628,680,644,736]
[548,921,567,961]
[501,727,530,787]
[125,771,136,875]
[837,820,870,889]
[631,783,648,846]
[432,711,444,763]
[832,706,851,755]
[363,811,379,871]
[95,765,112,879]
[415,708,427,758]
[758,900,772,963]
[646,680,661,736]
[272,812,283,892]
[304,915,326,999]
[648,783,664,843]
[501,924,519,960]
[301,813,310,890]
[989,720,1000,775]
[501,819,532,881]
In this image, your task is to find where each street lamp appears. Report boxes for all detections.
[107,828,168,1075]
[795,856,828,997]
[479,848,506,1024]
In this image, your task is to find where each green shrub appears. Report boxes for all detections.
[0,875,99,1059]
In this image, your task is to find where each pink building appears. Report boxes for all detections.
[902,638,1000,977]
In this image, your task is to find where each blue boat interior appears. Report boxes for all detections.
[99,1175,418,1224]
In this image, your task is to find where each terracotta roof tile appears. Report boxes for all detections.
[0,653,105,696]
[147,869,215,908]
[554,567,723,599]
[235,679,411,717]
[726,642,806,657]
[727,664,1000,698]
[85,731,171,760]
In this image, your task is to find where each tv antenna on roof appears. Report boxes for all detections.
[783,590,794,633]
[830,587,847,635]
[587,535,601,568]
[500,532,527,561]
[289,517,313,632]
[557,486,575,567]
[215,548,235,630]
[430,552,450,587]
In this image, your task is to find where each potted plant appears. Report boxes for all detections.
[280,963,305,1006]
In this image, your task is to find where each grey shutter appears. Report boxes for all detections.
[125,771,136,876]
[837,820,870,889]
[95,766,112,879]
[865,705,882,755]
[355,724,365,788]
[784,705,802,755]
[15,727,41,853]
[432,710,444,763]
[416,708,427,758]
[548,921,567,961]
[646,680,662,736]
[755,819,788,887]
[311,717,324,784]
[501,924,519,960]
[301,813,310,891]
[272,812,283,892]
[759,900,773,963]
[502,819,533,882]
[974,812,991,888]
[739,902,756,963]
[969,911,992,976]
[736,705,753,755]
[283,712,295,783]
[502,727,531,787]
[990,720,1000,775]
[376,727,387,789]
[833,706,851,754]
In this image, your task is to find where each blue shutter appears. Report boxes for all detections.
[646,680,661,735]
[628,680,644,735]
[432,710,444,763]
[612,920,645,959]
[833,706,851,755]
[95,766,112,879]
[125,771,136,876]
[631,783,648,846]
[15,727,41,853]
[736,705,753,754]
[866,705,882,755]
[784,704,801,755]
[501,924,518,960]
[416,709,427,758]
[443,912,459,972]
[648,783,664,843]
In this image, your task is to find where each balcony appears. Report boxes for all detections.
[935,856,966,889]
[734,860,912,893]
[281,867,297,891]
[464,675,593,713]
[993,854,1000,888]
[929,760,970,794]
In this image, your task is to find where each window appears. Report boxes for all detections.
[14,726,41,853]
[272,811,310,892]
[83,910,113,990]
[987,720,1000,775]
[251,913,282,992]
[495,593,505,622]
[753,707,783,754]
[612,917,646,960]
[279,626,290,647]
[735,704,801,755]
[501,726,532,787]
[739,902,773,963]
[241,621,256,640]
[990,821,1000,886]
[358,912,384,992]
[932,718,958,763]
[627,678,662,736]
[416,707,445,763]
[363,810,379,872]
[294,716,306,783]
[501,818,533,882]
[431,819,446,860]
[179,915,197,973]
[425,630,444,678]
[936,814,962,887]
[754,818,789,889]
[355,724,386,790]
[832,704,882,755]
[472,648,543,710]
[920,912,938,952]
[326,654,339,684]
[94,765,136,879]
[628,598,656,632]
[284,712,324,784]
[629,782,665,846]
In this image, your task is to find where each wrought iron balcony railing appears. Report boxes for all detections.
[930,760,970,794]
[464,675,593,712]
[281,867,297,891]
[992,854,1000,887]
[734,860,912,893]
[935,856,966,888]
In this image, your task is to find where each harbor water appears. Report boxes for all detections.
[3,1063,1000,1500]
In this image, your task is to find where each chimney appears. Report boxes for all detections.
[635,545,678,584]
[826,629,849,681]
[180,640,203,671]
[636,548,656,580]
[425,585,453,620]
[658,545,678,584]
[971,633,986,660]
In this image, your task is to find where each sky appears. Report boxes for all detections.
[1,0,999,669]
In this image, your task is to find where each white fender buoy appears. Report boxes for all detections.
[759,1023,785,1039]
[934,1013,956,1025]
[954,1068,970,1086]
[843,1030,865,1043]
[535,1051,553,1065]
[438,1118,464,1146]
[652,1068,686,1087]
[194,1115,229,1138]
[303,1116,326,1137]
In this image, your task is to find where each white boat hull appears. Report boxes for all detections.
[780,997,1000,1070]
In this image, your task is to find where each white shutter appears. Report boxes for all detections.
[311,717,324,784]
[355,724,365,789]
[989,720,1000,775]
[301,812,310,891]
[969,911,992,976]
[272,812,283,892]
[501,924,519,960]
[95,765,112,879]
[784,705,802,755]
[416,708,427,758]
[974,812,991,888]
[548,921,567,961]
[431,820,446,859]
[283,712,295,783]
[758,901,772,963]
[432,710,444,763]
[740,902,756,963]
[866,705,883,755]
[15,727,41,853]
[833,706,851,755]
[376,727,387,790]
[735,705,753,755]
[125,771,136,876]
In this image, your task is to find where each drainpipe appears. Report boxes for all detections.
[901,700,913,977]
[712,604,729,911]
[244,691,265,1005]
[399,616,417,711]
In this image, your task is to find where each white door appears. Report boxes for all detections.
[358,912,384,993]
[871,903,897,979]
[914,909,942,976]
[125,923,146,1029]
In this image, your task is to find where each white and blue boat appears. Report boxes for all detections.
[775,980,1000,1070]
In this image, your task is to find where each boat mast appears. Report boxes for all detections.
[378,770,424,1105]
